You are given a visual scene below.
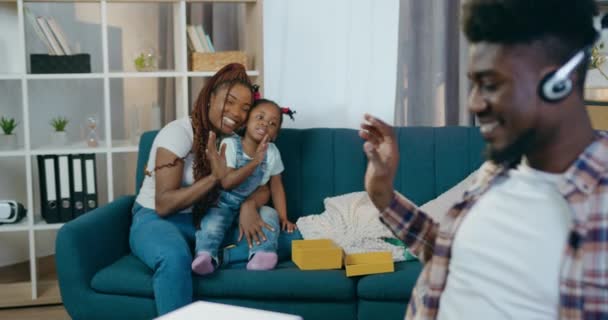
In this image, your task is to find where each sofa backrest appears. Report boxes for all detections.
[136,127,485,219]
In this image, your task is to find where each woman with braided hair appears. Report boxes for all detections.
[129,63,276,315]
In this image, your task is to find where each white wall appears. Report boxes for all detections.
[263,0,400,129]
[0,3,23,74]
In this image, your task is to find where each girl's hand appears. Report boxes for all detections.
[253,134,269,164]
[281,218,297,233]
[206,131,229,181]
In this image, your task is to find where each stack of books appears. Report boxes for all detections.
[26,9,73,56]
[187,24,215,53]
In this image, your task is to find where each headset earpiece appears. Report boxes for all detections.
[538,70,573,103]
[537,47,589,103]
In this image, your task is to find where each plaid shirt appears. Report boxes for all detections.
[380,132,608,320]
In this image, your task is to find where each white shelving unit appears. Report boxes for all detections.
[0,0,263,307]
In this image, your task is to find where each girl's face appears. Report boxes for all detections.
[208,83,252,135]
[245,103,281,142]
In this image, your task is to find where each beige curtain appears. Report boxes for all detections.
[158,5,175,126]
[394,0,472,126]
[186,4,244,110]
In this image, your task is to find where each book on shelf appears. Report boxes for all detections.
[205,34,216,52]
[187,24,216,53]
[187,25,205,53]
[195,25,210,52]
[25,8,56,55]
[36,17,64,55]
[46,17,72,55]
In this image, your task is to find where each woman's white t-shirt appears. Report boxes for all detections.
[135,117,196,212]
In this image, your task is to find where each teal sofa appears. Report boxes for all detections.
[56,127,484,320]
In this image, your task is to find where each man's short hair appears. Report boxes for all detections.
[462,0,599,87]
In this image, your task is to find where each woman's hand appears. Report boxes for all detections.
[281,218,297,233]
[206,131,229,181]
[238,200,275,248]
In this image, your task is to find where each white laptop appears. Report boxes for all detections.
[155,301,303,320]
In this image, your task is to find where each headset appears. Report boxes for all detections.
[538,45,592,103]
[539,15,608,103]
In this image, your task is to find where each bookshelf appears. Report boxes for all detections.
[0,0,263,307]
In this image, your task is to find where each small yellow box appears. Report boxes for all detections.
[292,239,343,270]
[345,251,394,277]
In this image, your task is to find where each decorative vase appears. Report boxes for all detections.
[51,131,68,146]
[133,47,159,72]
[0,134,17,150]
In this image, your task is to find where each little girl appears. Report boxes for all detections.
[192,98,297,274]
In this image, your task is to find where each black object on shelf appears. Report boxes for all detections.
[30,53,91,74]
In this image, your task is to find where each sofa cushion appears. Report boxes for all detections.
[92,255,357,301]
[357,261,423,301]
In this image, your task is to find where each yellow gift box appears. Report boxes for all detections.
[344,251,394,277]
[292,239,343,270]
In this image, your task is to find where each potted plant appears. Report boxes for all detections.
[133,47,159,72]
[590,43,608,80]
[50,116,69,146]
[0,116,18,150]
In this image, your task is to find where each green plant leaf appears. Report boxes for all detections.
[50,117,69,132]
[0,116,18,135]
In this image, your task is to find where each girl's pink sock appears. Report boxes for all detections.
[191,252,215,275]
[246,252,278,271]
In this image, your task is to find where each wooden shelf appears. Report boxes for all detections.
[185,0,256,2]
[33,218,64,231]
[0,219,29,233]
[25,0,98,2]
[26,73,104,80]
[0,149,27,157]
[108,71,181,78]
[24,0,256,2]
[0,74,21,80]
[188,70,259,77]
[30,144,109,156]
[111,139,139,153]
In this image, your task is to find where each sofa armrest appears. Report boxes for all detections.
[56,195,135,301]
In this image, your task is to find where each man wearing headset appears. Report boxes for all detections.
[360,0,607,319]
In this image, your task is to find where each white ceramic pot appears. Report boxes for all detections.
[0,134,17,150]
[51,131,68,146]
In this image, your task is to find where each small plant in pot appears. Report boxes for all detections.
[0,116,18,150]
[50,116,69,146]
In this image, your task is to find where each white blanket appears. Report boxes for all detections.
[296,192,406,261]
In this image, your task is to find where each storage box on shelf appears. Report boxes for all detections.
[585,69,608,130]
[24,2,102,74]
[0,0,264,307]
[30,54,91,74]
[189,51,248,72]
